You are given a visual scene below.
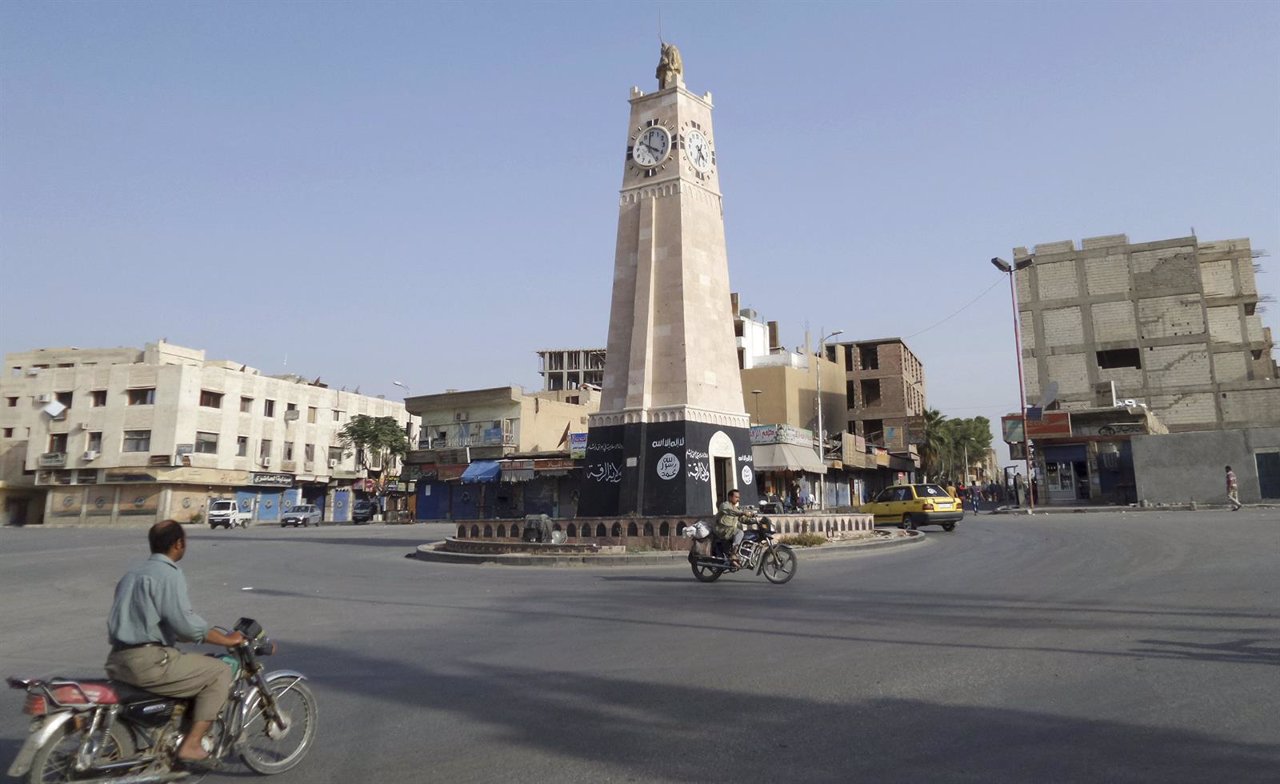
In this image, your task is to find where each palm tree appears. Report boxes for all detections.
[918,408,950,481]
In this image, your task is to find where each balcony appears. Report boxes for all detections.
[39,452,67,468]
[416,433,517,450]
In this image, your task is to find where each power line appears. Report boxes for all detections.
[905,276,1004,339]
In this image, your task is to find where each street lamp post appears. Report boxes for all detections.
[990,256,1035,512]
[815,330,843,511]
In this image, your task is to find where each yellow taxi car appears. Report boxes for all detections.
[860,483,964,531]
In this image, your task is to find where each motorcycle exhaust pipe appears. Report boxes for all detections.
[69,769,192,784]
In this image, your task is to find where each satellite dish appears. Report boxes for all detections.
[1038,380,1060,410]
[42,401,67,418]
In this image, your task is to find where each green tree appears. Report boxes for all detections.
[337,415,409,475]
[918,408,951,481]
[938,416,993,482]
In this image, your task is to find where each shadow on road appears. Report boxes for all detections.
[282,641,1280,783]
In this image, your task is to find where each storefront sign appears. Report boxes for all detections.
[251,472,295,487]
[750,424,813,447]
[1025,411,1072,438]
[569,433,588,460]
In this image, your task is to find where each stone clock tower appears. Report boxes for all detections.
[580,45,757,518]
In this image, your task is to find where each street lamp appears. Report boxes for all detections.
[991,256,1035,512]
[815,329,843,511]
[751,389,763,424]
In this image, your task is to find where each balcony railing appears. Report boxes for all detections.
[417,433,517,450]
[39,452,67,468]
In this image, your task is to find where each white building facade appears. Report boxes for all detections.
[0,341,413,526]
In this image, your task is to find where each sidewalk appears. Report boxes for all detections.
[986,502,1276,514]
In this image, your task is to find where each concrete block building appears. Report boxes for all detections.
[834,338,926,451]
[1014,234,1279,432]
[0,341,412,526]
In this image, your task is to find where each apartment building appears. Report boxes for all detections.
[1014,234,1279,431]
[402,385,598,519]
[0,341,412,526]
[835,338,926,451]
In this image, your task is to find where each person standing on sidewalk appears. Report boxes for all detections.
[1225,466,1242,511]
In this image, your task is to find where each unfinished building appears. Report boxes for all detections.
[1014,234,1279,432]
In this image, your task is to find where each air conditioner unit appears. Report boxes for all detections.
[455,412,468,421]
[260,457,271,467]
[328,458,338,468]
[36,393,52,403]
[77,422,91,431]
[83,450,100,461]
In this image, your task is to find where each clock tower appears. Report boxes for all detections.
[580,45,758,518]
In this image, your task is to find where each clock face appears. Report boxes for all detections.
[684,129,713,173]
[631,125,671,167]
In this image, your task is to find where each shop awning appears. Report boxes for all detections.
[460,461,501,483]
[752,443,827,475]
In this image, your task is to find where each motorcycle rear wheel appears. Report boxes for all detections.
[760,545,797,585]
[690,561,724,582]
[27,723,131,784]
[239,678,318,774]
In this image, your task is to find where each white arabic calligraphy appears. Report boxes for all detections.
[587,462,623,483]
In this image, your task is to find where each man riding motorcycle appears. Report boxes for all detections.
[105,519,245,771]
[714,489,748,568]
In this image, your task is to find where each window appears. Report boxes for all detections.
[1096,348,1141,370]
[307,406,317,424]
[286,402,297,413]
[333,410,342,422]
[195,431,218,454]
[859,345,879,370]
[304,444,315,462]
[91,390,107,407]
[240,396,253,413]
[199,390,223,408]
[87,432,103,452]
[236,436,248,457]
[328,446,344,464]
[123,430,151,452]
[283,441,295,461]
[127,388,155,406]
[2,427,12,438]
[5,397,15,407]
[860,379,882,407]
[48,433,68,453]
[259,439,272,460]
[55,391,73,408]
[263,399,276,417]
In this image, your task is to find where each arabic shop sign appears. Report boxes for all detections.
[750,424,813,447]
[250,472,294,487]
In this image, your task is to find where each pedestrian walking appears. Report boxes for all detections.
[1225,465,1242,511]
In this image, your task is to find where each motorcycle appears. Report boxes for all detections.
[6,618,316,784]
[685,512,797,584]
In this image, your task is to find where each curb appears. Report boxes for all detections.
[411,530,925,567]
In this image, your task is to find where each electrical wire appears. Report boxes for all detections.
[905,276,1005,339]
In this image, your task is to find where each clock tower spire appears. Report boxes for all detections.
[580,46,757,518]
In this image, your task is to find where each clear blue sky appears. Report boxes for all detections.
[4,1,1277,463]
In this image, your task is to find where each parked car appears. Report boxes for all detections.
[352,499,375,524]
[281,504,322,527]
[207,499,250,530]
[860,484,964,531]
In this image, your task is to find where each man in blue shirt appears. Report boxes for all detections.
[105,520,245,767]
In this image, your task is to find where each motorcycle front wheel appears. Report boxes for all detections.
[690,561,724,582]
[239,677,318,774]
[760,545,797,585]
[27,722,131,784]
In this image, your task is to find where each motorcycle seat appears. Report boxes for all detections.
[41,679,170,706]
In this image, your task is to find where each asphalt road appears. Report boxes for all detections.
[1,510,1277,783]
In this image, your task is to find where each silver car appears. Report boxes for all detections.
[281,504,322,527]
